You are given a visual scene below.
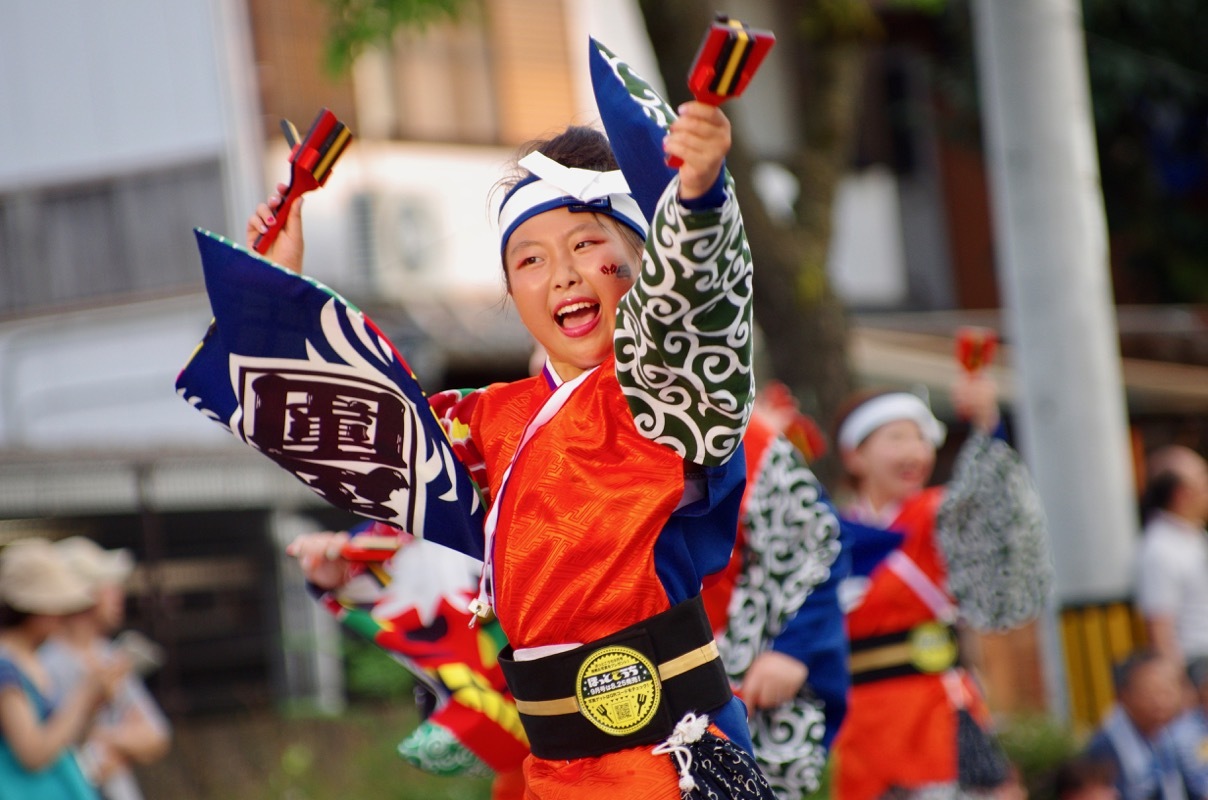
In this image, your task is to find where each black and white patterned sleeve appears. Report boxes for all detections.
[613,175,754,467]
[717,435,843,795]
[935,432,1054,630]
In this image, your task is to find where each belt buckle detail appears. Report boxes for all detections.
[575,645,662,736]
[909,622,958,674]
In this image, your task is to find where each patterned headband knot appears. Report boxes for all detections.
[497,151,648,261]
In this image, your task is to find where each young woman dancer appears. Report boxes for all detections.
[254,40,773,800]
[831,373,1052,799]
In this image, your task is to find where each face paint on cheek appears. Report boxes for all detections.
[599,263,632,279]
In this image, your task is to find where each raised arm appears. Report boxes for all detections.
[246,181,305,273]
[0,659,120,771]
[614,102,754,467]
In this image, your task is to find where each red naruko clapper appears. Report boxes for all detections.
[339,534,401,563]
[955,326,999,374]
[667,14,776,168]
[253,108,353,254]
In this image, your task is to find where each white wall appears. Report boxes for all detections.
[0,0,231,190]
[564,0,668,111]
[281,140,515,303]
[827,167,910,308]
[0,296,232,451]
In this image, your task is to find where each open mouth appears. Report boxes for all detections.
[555,300,600,330]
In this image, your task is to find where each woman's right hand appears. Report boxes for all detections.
[665,101,731,202]
[285,531,353,589]
[246,182,305,274]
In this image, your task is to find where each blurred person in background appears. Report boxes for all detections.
[1170,658,1208,799]
[829,370,1053,800]
[1052,756,1121,800]
[1135,446,1208,673]
[702,383,850,799]
[0,537,124,800]
[39,537,170,800]
[1083,650,1189,800]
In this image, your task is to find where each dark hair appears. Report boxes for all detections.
[1187,656,1208,690]
[0,601,31,628]
[493,126,642,288]
[1138,468,1181,525]
[1052,756,1117,799]
[1111,648,1165,693]
[492,126,620,211]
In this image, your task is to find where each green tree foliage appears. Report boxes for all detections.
[322,0,465,74]
[933,0,1208,304]
[1081,0,1208,303]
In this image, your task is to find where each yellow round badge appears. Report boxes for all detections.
[909,622,958,674]
[575,646,661,736]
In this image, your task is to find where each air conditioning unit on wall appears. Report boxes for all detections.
[348,191,443,299]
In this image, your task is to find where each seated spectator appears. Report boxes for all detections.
[39,537,170,800]
[1083,650,1189,799]
[1170,659,1208,799]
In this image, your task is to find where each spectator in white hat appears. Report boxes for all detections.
[38,538,169,800]
[0,537,124,800]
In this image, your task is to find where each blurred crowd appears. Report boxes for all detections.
[0,535,169,800]
[1059,444,1208,800]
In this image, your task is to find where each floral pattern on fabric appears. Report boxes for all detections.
[936,433,1053,631]
[717,435,842,796]
[397,721,492,778]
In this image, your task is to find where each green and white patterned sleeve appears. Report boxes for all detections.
[613,174,754,466]
[935,432,1055,630]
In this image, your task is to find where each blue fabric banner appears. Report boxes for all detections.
[176,229,485,559]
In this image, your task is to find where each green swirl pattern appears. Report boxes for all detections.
[596,41,754,466]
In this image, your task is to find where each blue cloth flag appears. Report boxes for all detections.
[176,229,485,559]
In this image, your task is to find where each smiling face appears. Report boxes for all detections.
[504,207,640,380]
[843,418,937,510]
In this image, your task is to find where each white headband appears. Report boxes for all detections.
[497,151,648,259]
[837,392,947,451]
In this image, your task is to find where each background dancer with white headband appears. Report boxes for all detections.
[252,38,777,800]
[828,371,1054,800]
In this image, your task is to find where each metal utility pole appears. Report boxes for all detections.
[971,0,1136,713]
